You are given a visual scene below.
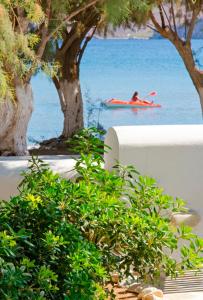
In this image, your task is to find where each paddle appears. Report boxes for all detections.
[141,91,157,104]
[149,91,157,96]
[144,91,157,98]
[141,91,157,103]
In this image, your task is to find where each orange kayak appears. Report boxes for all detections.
[104,98,161,108]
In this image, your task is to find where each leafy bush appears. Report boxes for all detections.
[0,128,203,299]
[65,128,203,280]
[66,127,106,155]
[0,157,107,300]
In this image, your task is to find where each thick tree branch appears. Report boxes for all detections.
[57,23,79,57]
[36,0,52,59]
[47,0,102,41]
[186,6,201,44]
[184,3,188,41]
[38,0,102,61]
[15,7,29,33]
[10,5,22,33]
[77,25,97,66]
[161,4,173,32]
[170,0,177,34]
[60,32,79,56]
[24,1,52,82]
[28,0,102,81]
[158,5,166,29]
[57,9,99,57]
[149,11,169,38]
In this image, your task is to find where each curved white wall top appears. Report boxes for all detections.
[104,125,203,236]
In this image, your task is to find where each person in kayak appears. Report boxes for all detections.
[131,91,153,104]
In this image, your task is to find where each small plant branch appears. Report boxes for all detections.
[146,24,159,33]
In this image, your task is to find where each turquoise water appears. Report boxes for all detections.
[29,39,203,142]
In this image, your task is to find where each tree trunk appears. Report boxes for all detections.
[149,10,203,113]
[54,78,83,138]
[0,83,33,155]
[174,41,203,112]
[53,13,99,139]
[197,87,203,113]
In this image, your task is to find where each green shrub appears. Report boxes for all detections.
[0,158,107,300]
[66,128,203,280]
[0,128,203,299]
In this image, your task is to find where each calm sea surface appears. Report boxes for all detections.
[29,39,203,142]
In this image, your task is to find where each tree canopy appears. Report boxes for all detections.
[0,0,104,99]
[0,1,44,99]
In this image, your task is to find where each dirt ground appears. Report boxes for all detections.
[29,137,75,156]
[108,286,138,300]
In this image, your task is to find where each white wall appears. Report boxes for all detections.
[0,156,76,200]
[104,125,203,236]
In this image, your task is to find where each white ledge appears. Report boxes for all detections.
[0,155,77,200]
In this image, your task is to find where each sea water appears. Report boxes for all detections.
[29,39,203,142]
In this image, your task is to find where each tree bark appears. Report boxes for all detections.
[52,11,99,139]
[54,78,83,138]
[53,31,90,139]
[0,82,33,155]
[150,9,203,113]
[174,40,203,112]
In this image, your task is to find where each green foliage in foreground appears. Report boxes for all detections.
[0,128,203,299]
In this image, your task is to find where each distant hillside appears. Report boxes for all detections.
[152,19,203,39]
[96,20,203,40]
[95,25,153,40]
